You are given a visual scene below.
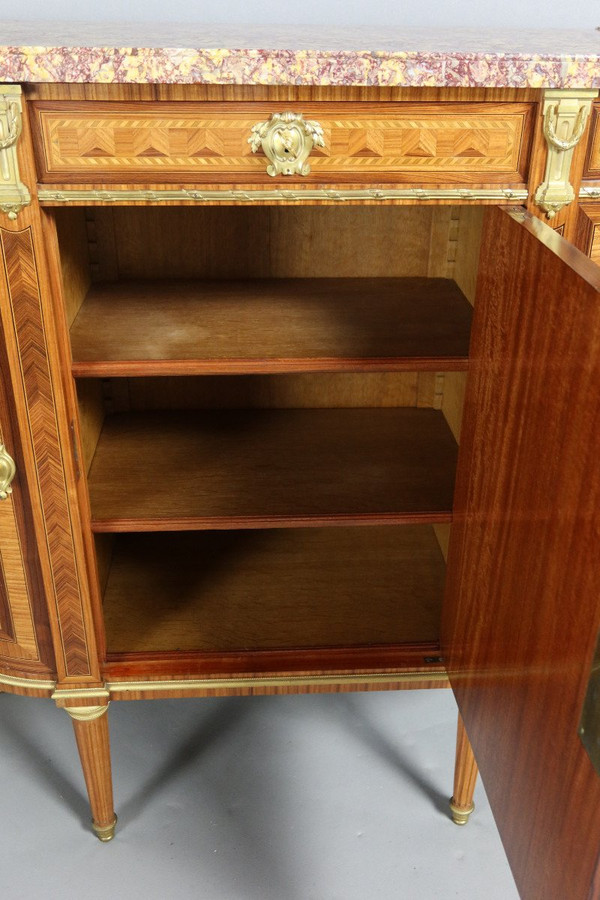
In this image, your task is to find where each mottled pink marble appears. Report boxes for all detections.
[0,24,599,88]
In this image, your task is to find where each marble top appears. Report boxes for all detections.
[1,24,600,88]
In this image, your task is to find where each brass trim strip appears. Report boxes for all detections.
[37,187,529,205]
[64,703,109,721]
[0,671,56,691]
[579,186,600,199]
[449,799,476,826]
[107,670,449,695]
[52,686,110,702]
[0,670,448,697]
[93,815,117,843]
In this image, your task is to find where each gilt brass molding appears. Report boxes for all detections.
[107,670,448,696]
[52,686,111,703]
[449,798,475,826]
[63,704,110,722]
[0,671,56,692]
[1,670,447,698]
[249,111,325,176]
[93,816,117,843]
[37,186,528,205]
[0,86,30,220]
[579,186,600,200]
[534,89,598,219]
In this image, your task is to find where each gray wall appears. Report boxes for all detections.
[0,0,598,29]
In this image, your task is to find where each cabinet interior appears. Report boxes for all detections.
[53,204,483,669]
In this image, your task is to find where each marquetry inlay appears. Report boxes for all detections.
[0,321,37,660]
[33,102,533,184]
[583,102,600,179]
[587,223,600,263]
[0,487,38,657]
[0,226,91,676]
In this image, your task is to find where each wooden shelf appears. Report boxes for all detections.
[70,277,472,376]
[102,527,445,653]
[88,408,457,531]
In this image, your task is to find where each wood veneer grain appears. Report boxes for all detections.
[115,372,441,411]
[575,205,600,263]
[70,711,115,832]
[87,206,447,282]
[443,207,600,900]
[103,526,445,653]
[450,713,478,817]
[32,99,533,186]
[69,277,472,376]
[0,90,106,687]
[0,304,52,667]
[103,642,445,681]
[88,407,458,531]
[583,102,600,180]
[24,84,542,103]
[53,208,91,326]
[0,226,95,680]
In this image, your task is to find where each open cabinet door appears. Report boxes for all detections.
[443,206,600,900]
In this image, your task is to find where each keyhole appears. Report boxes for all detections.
[284,148,289,153]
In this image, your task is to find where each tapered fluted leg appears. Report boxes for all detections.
[65,704,117,841]
[449,712,478,825]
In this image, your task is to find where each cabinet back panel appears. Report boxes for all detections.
[54,205,482,288]
[109,372,440,411]
[91,206,443,281]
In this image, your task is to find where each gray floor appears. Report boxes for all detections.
[0,688,518,899]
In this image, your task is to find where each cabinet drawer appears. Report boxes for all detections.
[31,100,534,187]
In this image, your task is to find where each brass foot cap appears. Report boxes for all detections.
[449,799,475,826]
[92,814,118,842]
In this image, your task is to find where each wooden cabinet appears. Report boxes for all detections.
[444,208,600,899]
[2,79,600,899]
[54,201,477,675]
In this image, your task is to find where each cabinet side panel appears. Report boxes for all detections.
[0,89,102,686]
[0,307,53,670]
[443,208,600,900]
[0,227,92,677]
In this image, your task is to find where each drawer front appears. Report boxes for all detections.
[32,101,534,186]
